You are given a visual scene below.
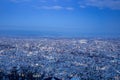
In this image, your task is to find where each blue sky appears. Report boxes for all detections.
[0,0,120,37]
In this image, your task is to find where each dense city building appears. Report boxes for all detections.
[0,37,120,80]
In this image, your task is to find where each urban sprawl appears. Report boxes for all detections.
[0,38,120,80]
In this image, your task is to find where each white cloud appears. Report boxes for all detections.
[9,0,120,10]
[10,0,58,3]
[9,0,75,11]
[79,0,120,10]
[80,5,86,8]
[66,7,74,10]
[35,5,74,11]
[40,5,63,10]
[10,0,31,3]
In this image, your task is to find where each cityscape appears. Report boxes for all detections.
[0,37,120,80]
[0,0,120,80]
